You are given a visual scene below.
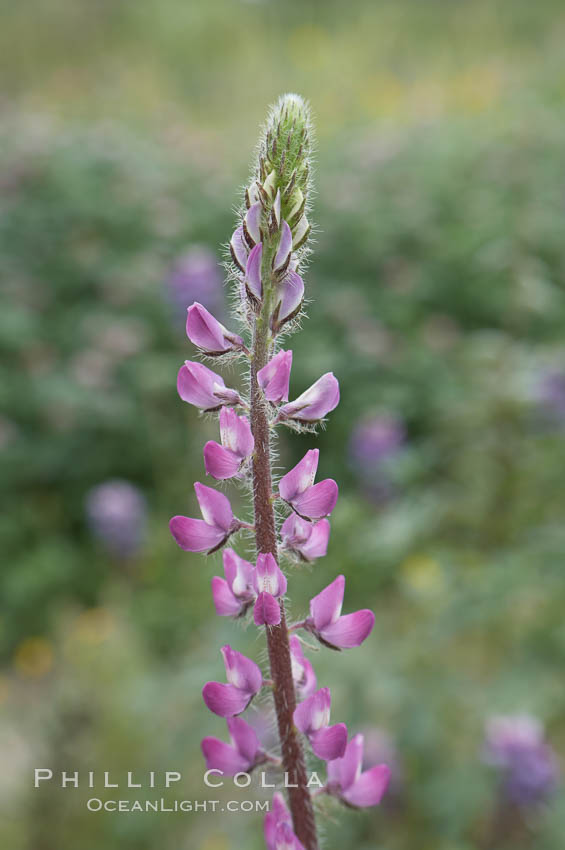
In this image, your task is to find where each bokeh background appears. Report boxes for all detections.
[1,1,565,848]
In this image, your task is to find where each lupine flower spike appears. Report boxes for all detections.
[169,94,387,850]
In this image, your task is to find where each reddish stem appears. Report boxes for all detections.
[250,325,319,850]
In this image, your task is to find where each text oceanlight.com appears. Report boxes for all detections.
[86,799,269,813]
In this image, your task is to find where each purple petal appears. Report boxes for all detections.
[279,373,340,422]
[223,548,255,597]
[281,513,310,547]
[293,687,331,736]
[194,482,234,532]
[254,591,282,626]
[227,716,261,764]
[279,449,319,502]
[211,576,242,617]
[310,723,348,761]
[221,645,263,695]
[300,519,330,561]
[331,733,364,791]
[320,609,375,650]
[177,361,224,410]
[299,658,318,699]
[309,575,345,630]
[257,350,293,403]
[273,220,292,271]
[246,243,263,299]
[202,682,252,717]
[186,302,242,353]
[255,552,287,597]
[201,737,251,775]
[343,764,391,808]
[292,479,338,520]
[289,636,317,699]
[211,384,242,407]
[264,792,291,850]
[219,407,254,459]
[230,226,249,272]
[275,821,306,850]
[245,202,263,245]
[276,271,304,324]
[203,441,242,480]
[169,516,225,553]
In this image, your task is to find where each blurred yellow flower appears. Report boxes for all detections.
[400,554,444,595]
[14,637,54,678]
[449,65,502,113]
[73,607,116,645]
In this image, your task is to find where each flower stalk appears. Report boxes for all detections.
[170,94,389,850]
[250,305,318,849]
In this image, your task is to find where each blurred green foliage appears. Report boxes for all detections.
[1,1,565,849]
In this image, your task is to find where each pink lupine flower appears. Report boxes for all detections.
[244,202,263,246]
[281,514,330,562]
[272,271,304,330]
[177,361,242,411]
[169,483,240,554]
[264,792,292,850]
[326,734,390,808]
[204,408,255,480]
[293,688,347,762]
[258,350,293,403]
[211,548,255,617]
[201,716,265,776]
[275,822,306,850]
[253,553,287,626]
[278,449,338,521]
[278,372,340,423]
[305,575,375,650]
[230,225,249,273]
[186,302,244,355]
[202,645,263,717]
[246,243,263,301]
[289,636,317,698]
[273,220,293,272]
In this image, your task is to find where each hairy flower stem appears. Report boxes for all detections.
[250,319,319,850]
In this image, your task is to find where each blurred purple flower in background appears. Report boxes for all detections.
[362,728,402,797]
[484,714,559,806]
[537,371,565,424]
[349,414,405,501]
[164,246,224,327]
[85,480,147,559]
